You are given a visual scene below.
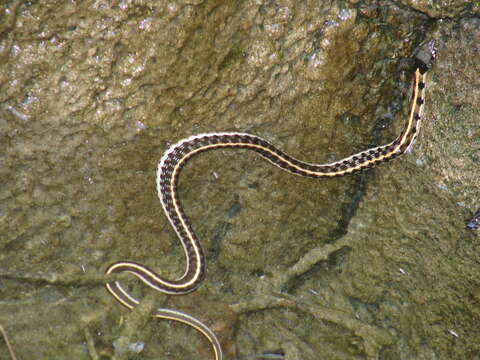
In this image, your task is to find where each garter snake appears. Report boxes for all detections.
[105,40,436,360]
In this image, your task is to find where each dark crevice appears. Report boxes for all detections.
[325,79,409,244]
[284,62,414,292]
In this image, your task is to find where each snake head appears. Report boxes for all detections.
[413,40,437,72]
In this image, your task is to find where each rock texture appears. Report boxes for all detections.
[0,0,478,359]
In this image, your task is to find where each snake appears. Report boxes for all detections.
[105,40,436,360]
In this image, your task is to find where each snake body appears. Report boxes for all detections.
[106,40,437,360]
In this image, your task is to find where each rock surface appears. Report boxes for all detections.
[0,0,478,359]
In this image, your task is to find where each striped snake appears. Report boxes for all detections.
[105,41,436,360]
